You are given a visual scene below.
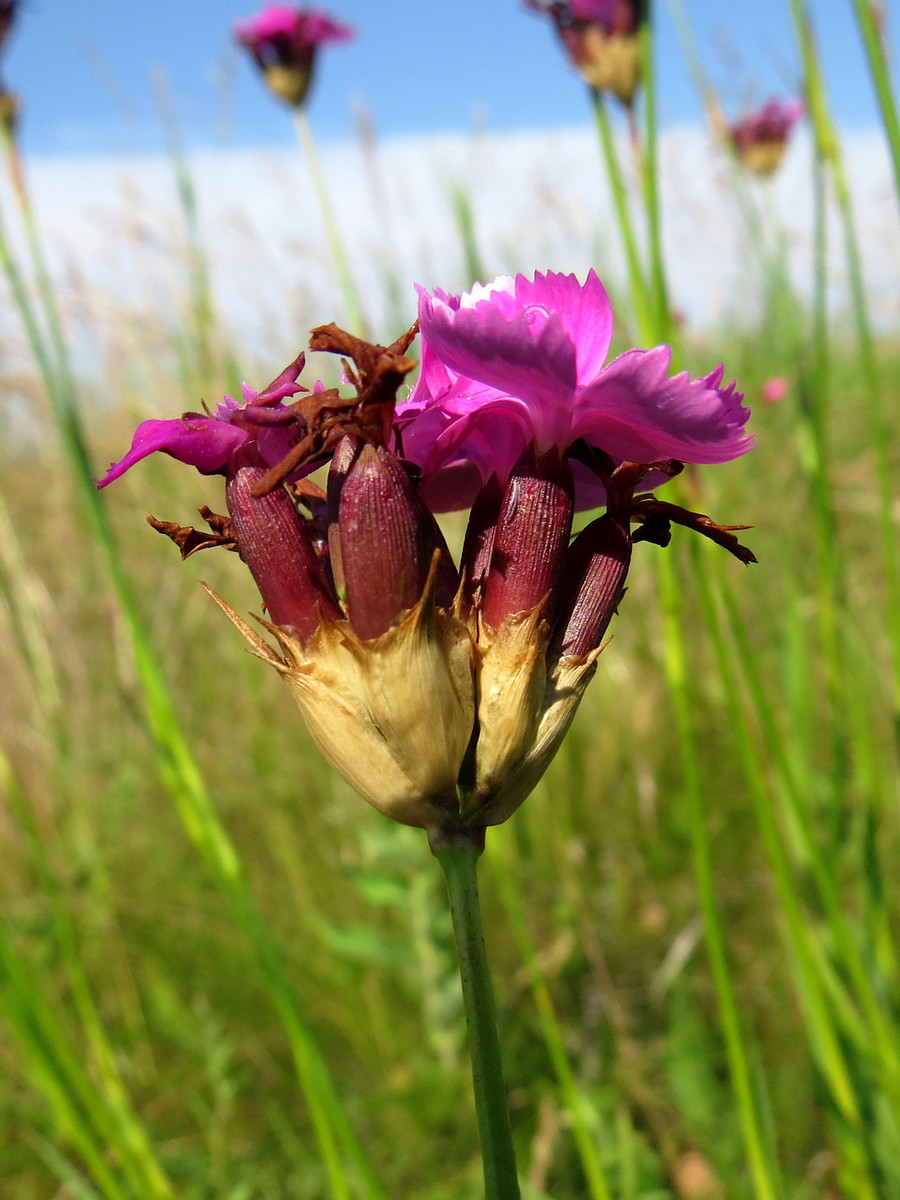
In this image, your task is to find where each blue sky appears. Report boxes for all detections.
[0,1,890,158]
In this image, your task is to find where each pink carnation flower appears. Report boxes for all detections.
[527,0,643,103]
[234,4,352,55]
[234,4,353,107]
[397,271,753,512]
[528,0,641,37]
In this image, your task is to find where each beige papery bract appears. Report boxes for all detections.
[204,573,476,830]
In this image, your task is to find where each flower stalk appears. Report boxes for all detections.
[429,827,521,1200]
[99,270,755,1196]
[293,107,367,336]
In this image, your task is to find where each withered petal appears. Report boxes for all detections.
[632,497,757,564]
[147,512,238,559]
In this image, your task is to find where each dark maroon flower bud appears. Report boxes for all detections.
[555,513,631,657]
[480,445,574,631]
[334,441,458,640]
[326,435,356,600]
[459,474,504,609]
[226,465,341,638]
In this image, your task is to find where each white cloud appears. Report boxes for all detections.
[0,122,896,380]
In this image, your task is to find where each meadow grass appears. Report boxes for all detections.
[1,3,900,1197]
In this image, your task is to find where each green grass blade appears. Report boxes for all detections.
[849,0,900,208]
[0,183,384,1200]
[657,551,781,1200]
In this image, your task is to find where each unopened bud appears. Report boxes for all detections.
[478,511,630,825]
[459,473,503,609]
[334,440,458,639]
[481,445,574,629]
[556,513,631,656]
[226,465,340,638]
[469,446,574,816]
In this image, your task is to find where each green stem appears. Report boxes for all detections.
[154,76,217,386]
[293,107,367,336]
[450,181,487,286]
[637,4,672,345]
[658,553,780,1200]
[588,88,653,343]
[789,1,900,703]
[429,828,520,1200]
[849,0,900,210]
[490,839,613,1200]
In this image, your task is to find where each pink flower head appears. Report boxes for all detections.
[97,356,307,488]
[234,4,353,106]
[397,271,753,512]
[528,0,641,36]
[728,99,805,176]
[527,0,644,103]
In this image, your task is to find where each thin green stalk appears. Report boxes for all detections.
[0,753,175,1199]
[0,196,384,1200]
[292,107,366,336]
[663,0,793,339]
[450,181,487,286]
[849,0,900,209]
[588,88,653,343]
[489,837,613,1200]
[657,552,780,1200]
[714,568,900,1095]
[787,2,900,703]
[429,828,520,1200]
[692,555,894,1126]
[0,914,143,1200]
[637,3,671,345]
[153,75,218,384]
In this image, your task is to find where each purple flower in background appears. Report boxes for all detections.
[398,271,753,512]
[566,0,641,35]
[527,0,644,105]
[234,4,353,108]
[0,1,19,53]
[761,376,789,404]
[97,356,306,487]
[727,99,805,176]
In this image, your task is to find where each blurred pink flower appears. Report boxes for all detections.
[544,0,641,35]
[397,271,753,512]
[727,99,805,176]
[234,4,353,107]
[761,376,789,403]
[527,0,644,104]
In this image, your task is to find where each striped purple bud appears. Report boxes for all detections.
[332,440,459,640]
[480,445,574,631]
[226,465,341,638]
[459,474,503,610]
[556,514,631,657]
